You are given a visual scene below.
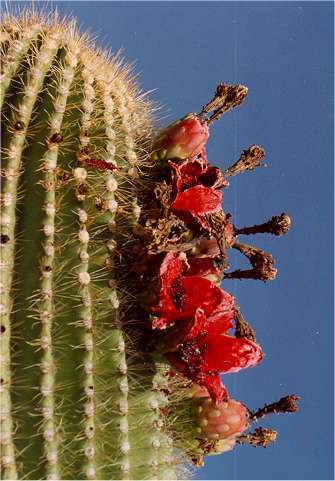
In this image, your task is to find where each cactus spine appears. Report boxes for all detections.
[1,12,174,480]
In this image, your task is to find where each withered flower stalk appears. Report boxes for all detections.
[234,306,257,342]
[237,427,277,448]
[250,395,300,421]
[223,144,265,177]
[200,83,249,124]
[235,213,291,236]
[225,241,277,281]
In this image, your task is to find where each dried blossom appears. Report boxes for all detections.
[223,145,265,177]
[225,241,277,281]
[235,213,292,237]
[237,427,277,448]
[250,395,300,421]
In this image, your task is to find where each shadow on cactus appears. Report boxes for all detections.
[0,9,299,481]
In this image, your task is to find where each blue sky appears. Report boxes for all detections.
[6,1,334,480]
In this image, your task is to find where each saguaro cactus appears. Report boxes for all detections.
[1,10,298,481]
[1,12,174,480]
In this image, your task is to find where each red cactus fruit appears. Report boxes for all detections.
[171,185,222,216]
[185,257,223,283]
[152,252,234,330]
[166,310,263,404]
[152,114,209,162]
[195,391,249,446]
[151,252,263,403]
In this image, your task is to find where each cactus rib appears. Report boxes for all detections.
[38,45,79,480]
[77,66,97,480]
[1,31,61,480]
[0,23,41,108]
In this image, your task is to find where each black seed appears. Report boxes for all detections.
[48,133,63,144]
[0,234,10,244]
[0,325,6,334]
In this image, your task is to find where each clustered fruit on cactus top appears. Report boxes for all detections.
[131,83,300,463]
[154,251,263,403]
[146,106,266,404]
[185,387,299,465]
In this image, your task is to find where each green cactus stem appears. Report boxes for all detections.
[0,12,174,480]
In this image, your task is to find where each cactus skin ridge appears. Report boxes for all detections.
[0,10,177,481]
